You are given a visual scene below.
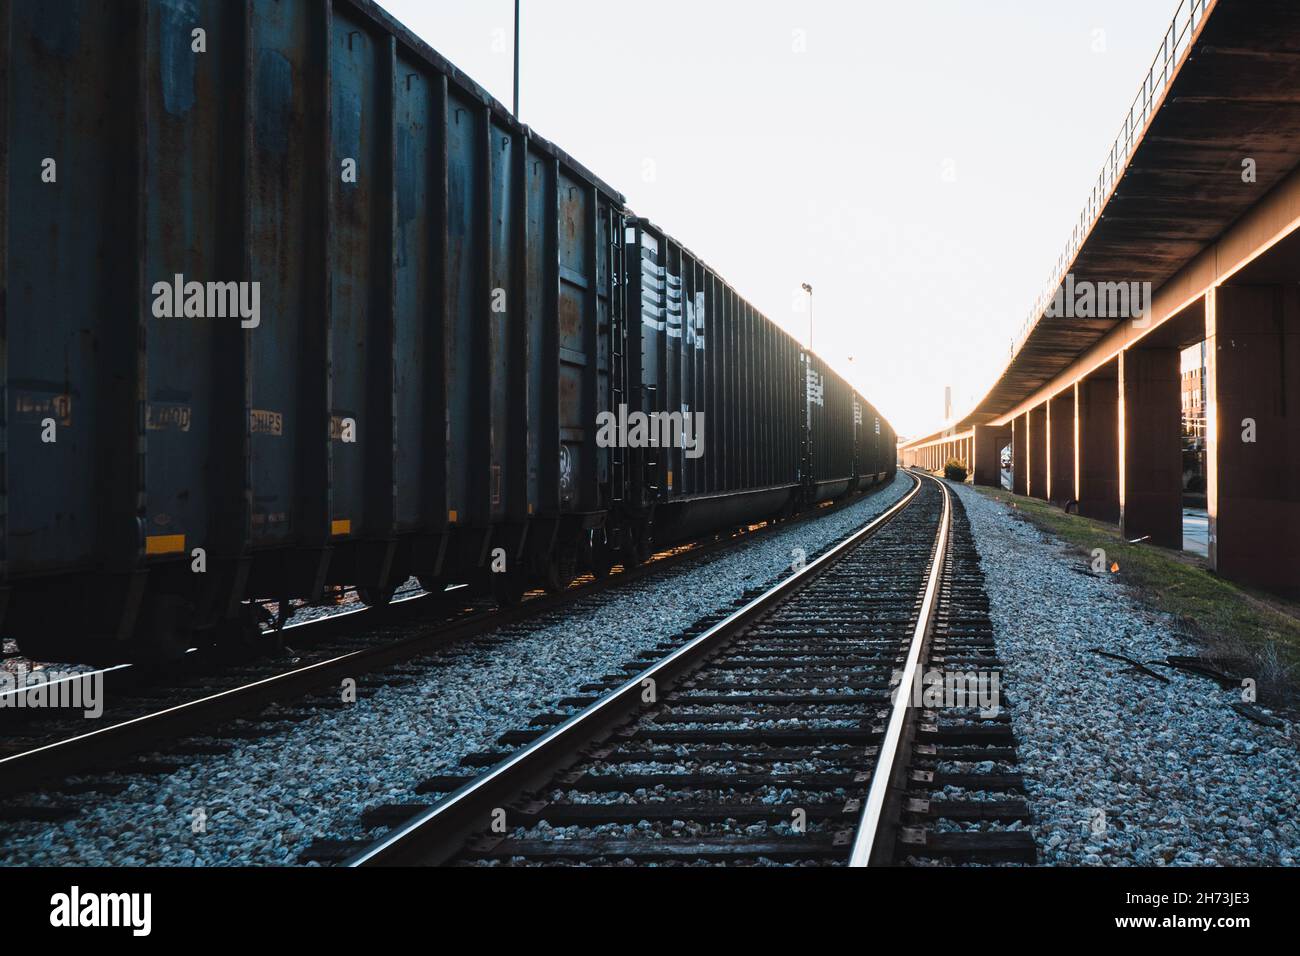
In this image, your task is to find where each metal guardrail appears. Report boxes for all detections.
[1010,0,1212,359]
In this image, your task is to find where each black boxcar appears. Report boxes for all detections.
[618,219,895,554]
[618,219,804,554]
[2,0,623,657]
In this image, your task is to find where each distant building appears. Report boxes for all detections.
[1181,343,1207,494]
[1182,366,1204,426]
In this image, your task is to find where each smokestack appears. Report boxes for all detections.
[944,386,952,422]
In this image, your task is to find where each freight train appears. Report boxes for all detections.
[1,0,896,662]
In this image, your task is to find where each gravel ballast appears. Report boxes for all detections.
[0,475,912,866]
[951,481,1299,867]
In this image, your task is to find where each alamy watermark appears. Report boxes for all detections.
[151,274,261,328]
[596,404,704,460]
[50,886,150,936]
[1045,273,1152,325]
[0,665,103,718]
[894,667,1001,718]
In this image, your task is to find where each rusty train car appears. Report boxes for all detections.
[0,0,895,662]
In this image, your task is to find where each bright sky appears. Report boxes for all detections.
[380,0,1182,439]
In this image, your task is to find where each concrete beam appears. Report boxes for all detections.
[1207,285,1300,594]
[1047,392,1074,505]
[1076,364,1120,522]
[1119,348,1182,548]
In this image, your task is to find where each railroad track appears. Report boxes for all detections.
[342,472,1036,867]
[0,482,895,807]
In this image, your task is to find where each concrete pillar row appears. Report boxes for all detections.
[1076,367,1120,522]
[1207,285,1300,593]
[973,424,1010,488]
[1028,404,1048,500]
[1012,414,1028,496]
[1047,392,1075,504]
[1119,347,1183,548]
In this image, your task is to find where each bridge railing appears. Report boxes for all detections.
[1010,0,1212,360]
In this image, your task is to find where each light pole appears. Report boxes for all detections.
[801,282,813,352]
[513,0,520,118]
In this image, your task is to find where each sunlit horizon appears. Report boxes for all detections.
[379,0,1185,438]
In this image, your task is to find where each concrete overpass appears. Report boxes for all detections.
[901,0,1300,594]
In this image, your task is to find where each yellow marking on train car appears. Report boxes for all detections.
[146,534,186,556]
[667,470,673,490]
[528,503,534,515]
[448,510,459,523]
[331,519,352,537]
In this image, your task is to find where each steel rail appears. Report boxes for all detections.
[849,471,952,867]
[347,473,927,867]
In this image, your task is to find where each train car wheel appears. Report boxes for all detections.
[618,539,643,570]
[543,547,579,595]
[490,569,528,607]
[617,523,651,570]
[417,576,445,596]
[135,594,196,663]
[358,586,395,608]
[212,603,279,663]
[589,533,613,579]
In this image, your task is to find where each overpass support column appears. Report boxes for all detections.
[1119,347,1182,548]
[1207,286,1300,593]
[1028,404,1048,500]
[1076,368,1119,522]
[1047,393,1074,504]
[973,425,1009,488]
[1012,415,1028,496]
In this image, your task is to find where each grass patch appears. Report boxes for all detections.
[972,485,1300,709]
